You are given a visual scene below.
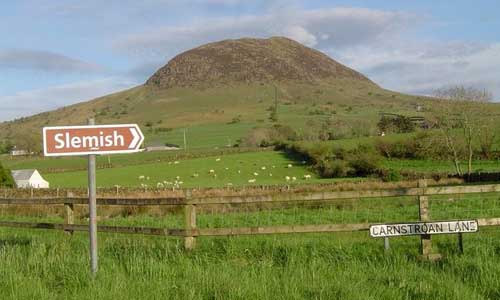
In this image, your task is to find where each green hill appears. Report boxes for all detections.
[0,37,445,150]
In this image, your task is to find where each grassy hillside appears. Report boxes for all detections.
[0,80,434,148]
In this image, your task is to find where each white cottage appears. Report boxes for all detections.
[11,169,49,189]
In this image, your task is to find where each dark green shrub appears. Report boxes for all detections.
[377,115,415,133]
[329,160,350,178]
[380,169,402,182]
[347,146,382,177]
[0,162,14,188]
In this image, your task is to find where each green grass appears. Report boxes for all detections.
[1,191,500,299]
[383,159,500,173]
[0,147,263,173]
[144,122,256,149]
[4,149,500,189]
[41,151,352,188]
[1,228,499,300]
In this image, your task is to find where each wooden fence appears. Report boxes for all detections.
[1,180,500,259]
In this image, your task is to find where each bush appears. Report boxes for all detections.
[241,125,298,147]
[328,160,350,178]
[377,115,415,133]
[0,162,14,188]
[347,146,382,177]
[227,116,242,124]
[375,132,450,160]
[379,169,402,182]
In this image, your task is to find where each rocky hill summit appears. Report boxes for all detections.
[146,37,374,88]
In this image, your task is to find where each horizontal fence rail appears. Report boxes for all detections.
[1,183,500,205]
[0,181,499,255]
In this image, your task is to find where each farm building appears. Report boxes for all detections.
[11,169,49,188]
[145,144,180,152]
[10,149,29,156]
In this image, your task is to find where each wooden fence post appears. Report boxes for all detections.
[64,191,74,235]
[184,190,196,250]
[418,179,440,260]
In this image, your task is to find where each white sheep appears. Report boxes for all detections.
[225,167,229,170]
[176,176,181,180]
[261,166,266,170]
[287,164,293,168]
[303,174,312,180]
[253,172,259,176]
[292,177,297,181]
[174,161,179,164]
[146,176,150,180]
[138,175,145,180]
[192,173,199,178]
[209,169,215,174]
[237,170,241,174]
[269,173,273,177]
[248,179,256,183]
[285,176,291,181]
[216,158,221,162]
[157,182,164,188]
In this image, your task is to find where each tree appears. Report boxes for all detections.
[0,140,13,154]
[433,85,495,176]
[434,85,493,103]
[13,132,42,155]
[0,162,14,188]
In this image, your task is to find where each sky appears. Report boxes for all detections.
[1,0,499,121]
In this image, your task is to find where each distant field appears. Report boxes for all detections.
[42,151,348,188]
[4,149,500,189]
[0,147,264,173]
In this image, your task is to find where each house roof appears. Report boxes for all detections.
[11,169,37,181]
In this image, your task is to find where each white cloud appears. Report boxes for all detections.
[0,78,137,121]
[284,26,317,47]
[114,7,416,59]
[0,49,103,73]
[337,42,500,98]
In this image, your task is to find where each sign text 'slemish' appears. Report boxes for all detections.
[43,124,144,156]
[370,220,478,238]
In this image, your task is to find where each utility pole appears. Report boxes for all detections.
[274,85,278,115]
[183,128,187,152]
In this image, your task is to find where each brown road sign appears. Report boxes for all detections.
[43,124,144,156]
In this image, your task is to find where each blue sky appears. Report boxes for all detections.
[1,0,499,121]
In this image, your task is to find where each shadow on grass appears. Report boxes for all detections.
[0,237,32,250]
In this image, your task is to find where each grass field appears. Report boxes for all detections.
[0,147,265,173]
[3,149,500,189]
[1,190,500,299]
[40,151,341,188]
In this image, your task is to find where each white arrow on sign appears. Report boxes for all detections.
[129,127,142,149]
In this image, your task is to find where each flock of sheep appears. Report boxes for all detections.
[137,157,313,188]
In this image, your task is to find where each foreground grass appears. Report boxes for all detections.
[0,227,499,300]
[0,192,499,299]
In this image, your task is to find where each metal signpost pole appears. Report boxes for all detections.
[43,121,144,274]
[87,118,98,274]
